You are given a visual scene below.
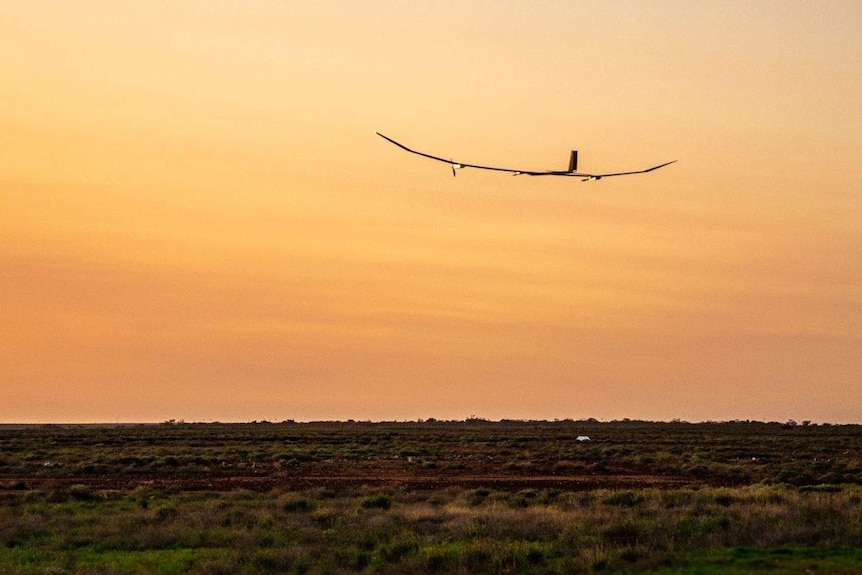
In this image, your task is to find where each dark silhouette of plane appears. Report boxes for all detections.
[377,132,676,181]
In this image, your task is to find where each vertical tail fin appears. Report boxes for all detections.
[568,150,578,172]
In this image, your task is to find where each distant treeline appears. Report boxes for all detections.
[157,418,860,430]
[2,418,858,429]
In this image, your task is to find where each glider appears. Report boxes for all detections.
[376,132,676,181]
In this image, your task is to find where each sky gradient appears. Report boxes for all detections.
[2,1,860,423]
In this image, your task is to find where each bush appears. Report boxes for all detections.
[509,489,540,508]
[602,490,645,507]
[68,484,100,502]
[464,488,491,507]
[362,494,391,510]
[714,492,737,506]
[154,505,179,523]
[602,520,646,546]
[282,497,314,512]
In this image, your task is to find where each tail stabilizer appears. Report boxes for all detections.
[568,150,578,172]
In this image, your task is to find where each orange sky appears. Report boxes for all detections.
[2,1,860,423]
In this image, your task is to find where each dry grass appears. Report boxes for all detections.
[7,483,859,573]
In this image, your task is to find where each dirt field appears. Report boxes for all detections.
[2,419,859,493]
[2,470,705,495]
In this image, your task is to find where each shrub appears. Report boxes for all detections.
[714,492,737,507]
[602,519,646,546]
[362,494,391,510]
[153,505,179,523]
[603,490,645,507]
[509,489,539,508]
[381,539,419,562]
[464,488,491,507]
[68,484,100,502]
[282,497,314,512]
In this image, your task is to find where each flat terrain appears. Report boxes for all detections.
[2,419,860,492]
[1,420,860,574]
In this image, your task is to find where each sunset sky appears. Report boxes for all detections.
[2,1,860,423]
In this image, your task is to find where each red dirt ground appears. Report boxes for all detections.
[1,469,716,494]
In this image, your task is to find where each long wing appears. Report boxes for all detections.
[376,132,549,175]
[376,132,676,180]
[578,160,678,181]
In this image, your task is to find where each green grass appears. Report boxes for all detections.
[0,548,229,575]
[0,484,860,573]
[646,545,862,574]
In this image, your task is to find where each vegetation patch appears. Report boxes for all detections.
[646,545,862,574]
[361,493,392,510]
[0,421,860,573]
